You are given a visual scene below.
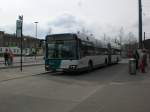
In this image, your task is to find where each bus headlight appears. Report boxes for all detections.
[69,65,77,69]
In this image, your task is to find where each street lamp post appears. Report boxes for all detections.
[34,21,38,60]
[138,0,143,48]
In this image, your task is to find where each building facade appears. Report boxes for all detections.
[0,31,41,48]
[0,31,43,55]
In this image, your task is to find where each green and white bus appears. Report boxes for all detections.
[45,33,121,72]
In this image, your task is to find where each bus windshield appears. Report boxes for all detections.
[48,40,77,59]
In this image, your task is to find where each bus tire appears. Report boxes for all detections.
[88,60,93,71]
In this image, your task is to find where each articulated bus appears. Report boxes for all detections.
[45,33,121,72]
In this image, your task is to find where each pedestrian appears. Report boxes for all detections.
[4,49,9,66]
[133,50,139,69]
[9,49,14,66]
[139,49,147,73]
[143,49,148,72]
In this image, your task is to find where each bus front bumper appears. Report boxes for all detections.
[45,65,78,72]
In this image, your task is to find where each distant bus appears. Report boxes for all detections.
[0,47,36,56]
[0,47,20,55]
[45,33,121,72]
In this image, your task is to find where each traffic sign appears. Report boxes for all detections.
[16,20,22,37]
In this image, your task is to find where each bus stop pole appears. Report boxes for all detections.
[20,15,23,71]
[21,27,23,71]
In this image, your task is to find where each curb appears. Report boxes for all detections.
[0,71,52,83]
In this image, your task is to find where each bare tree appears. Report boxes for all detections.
[128,32,137,44]
[119,27,124,46]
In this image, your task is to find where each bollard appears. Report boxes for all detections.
[129,58,136,75]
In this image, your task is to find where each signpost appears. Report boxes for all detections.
[16,20,22,38]
[16,15,23,71]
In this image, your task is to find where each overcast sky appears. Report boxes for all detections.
[0,0,150,39]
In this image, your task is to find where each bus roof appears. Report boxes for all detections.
[76,33,107,48]
[46,33,121,49]
[46,33,107,48]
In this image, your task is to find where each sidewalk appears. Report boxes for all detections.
[0,56,44,69]
[0,56,44,62]
[0,56,47,82]
[0,65,47,82]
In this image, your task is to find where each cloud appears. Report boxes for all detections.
[77,0,83,7]
[131,16,150,38]
[47,13,105,36]
[132,17,150,29]
[23,23,47,39]
[2,12,141,40]
[48,13,83,28]
[47,13,134,39]
[47,13,85,33]
[143,17,150,27]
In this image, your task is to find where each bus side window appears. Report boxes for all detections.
[80,42,95,57]
[111,49,114,55]
[80,45,89,57]
[83,46,88,56]
[79,43,84,58]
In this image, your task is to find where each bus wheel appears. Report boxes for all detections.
[88,61,93,71]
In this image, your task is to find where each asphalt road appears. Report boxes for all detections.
[0,63,150,112]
